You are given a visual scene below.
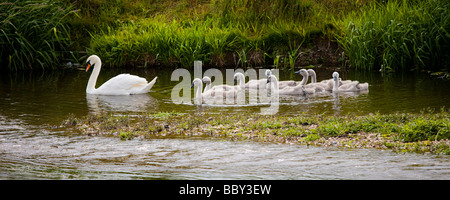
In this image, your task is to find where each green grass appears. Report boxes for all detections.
[335,0,450,72]
[84,0,371,68]
[0,0,75,70]
[2,0,449,72]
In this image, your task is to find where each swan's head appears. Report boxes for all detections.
[85,55,101,72]
[202,76,211,84]
[332,72,339,81]
[191,78,202,88]
[295,69,308,77]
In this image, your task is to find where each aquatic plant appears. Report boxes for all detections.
[0,0,75,70]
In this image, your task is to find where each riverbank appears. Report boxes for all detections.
[2,0,449,74]
[61,109,450,155]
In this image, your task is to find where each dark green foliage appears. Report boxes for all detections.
[336,0,450,72]
[0,0,75,70]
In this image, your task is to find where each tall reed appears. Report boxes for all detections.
[336,0,450,72]
[0,0,75,70]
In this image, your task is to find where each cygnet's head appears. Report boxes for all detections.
[307,69,316,76]
[266,69,272,78]
[191,78,202,88]
[234,72,244,84]
[266,74,277,84]
[202,76,211,84]
[332,72,339,81]
[295,69,308,77]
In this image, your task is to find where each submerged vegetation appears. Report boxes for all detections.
[62,109,450,155]
[1,0,448,72]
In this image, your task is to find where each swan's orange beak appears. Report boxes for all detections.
[85,63,91,72]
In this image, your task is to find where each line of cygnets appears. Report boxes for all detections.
[191,69,369,104]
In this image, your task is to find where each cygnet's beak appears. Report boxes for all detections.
[190,83,195,88]
[294,70,301,74]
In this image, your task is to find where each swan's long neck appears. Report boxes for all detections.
[333,76,339,91]
[86,60,101,93]
[236,73,245,88]
[270,75,279,93]
[300,72,308,85]
[309,71,317,83]
[195,81,203,105]
[239,74,246,88]
[204,82,210,93]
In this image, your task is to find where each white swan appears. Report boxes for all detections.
[85,55,157,95]
[267,74,315,95]
[332,72,369,92]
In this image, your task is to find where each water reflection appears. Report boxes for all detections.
[86,94,159,114]
[331,90,369,114]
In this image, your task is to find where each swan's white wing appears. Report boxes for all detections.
[95,74,149,95]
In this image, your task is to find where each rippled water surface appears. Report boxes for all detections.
[1,67,450,179]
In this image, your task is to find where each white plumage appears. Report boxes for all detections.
[85,55,157,95]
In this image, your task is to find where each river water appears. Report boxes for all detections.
[1,67,450,179]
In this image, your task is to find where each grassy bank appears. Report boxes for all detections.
[1,0,449,72]
[85,0,363,69]
[83,0,450,72]
[61,109,450,155]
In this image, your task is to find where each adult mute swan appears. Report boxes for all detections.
[85,55,157,95]
[332,72,369,92]
[267,75,315,95]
